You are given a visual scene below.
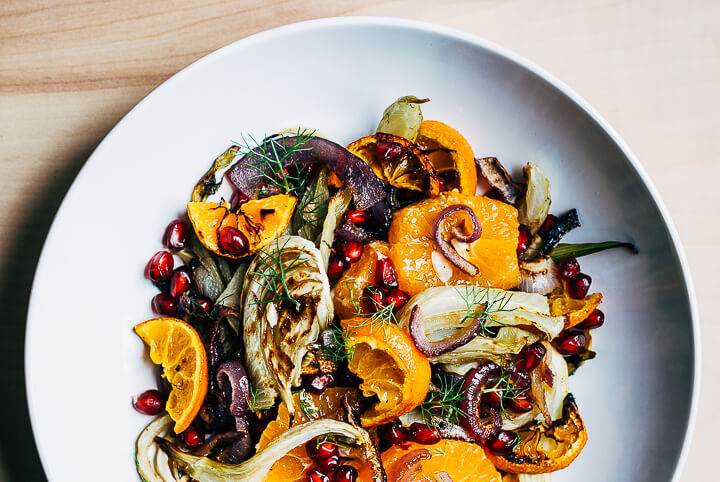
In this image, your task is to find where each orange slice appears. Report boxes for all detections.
[258,388,363,482]
[388,191,520,296]
[357,440,501,481]
[347,133,440,196]
[334,241,392,319]
[134,317,208,433]
[342,318,431,427]
[417,120,477,194]
[187,193,296,258]
[549,291,603,329]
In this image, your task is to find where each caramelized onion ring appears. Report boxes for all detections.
[459,362,502,441]
[408,305,484,357]
[386,449,431,482]
[432,204,482,276]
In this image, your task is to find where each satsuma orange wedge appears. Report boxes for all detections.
[187,193,296,258]
[342,318,431,427]
[334,241,392,319]
[357,440,501,481]
[258,388,363,482]
[417,120,477,194]
[134,317,208,433]
[549,290,603,329]
[389,191,520,296]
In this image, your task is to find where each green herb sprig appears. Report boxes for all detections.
[247,237,309,310]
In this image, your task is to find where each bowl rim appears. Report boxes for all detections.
[24,15,700,481]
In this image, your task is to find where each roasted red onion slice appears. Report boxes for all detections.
[432,204,482,276]
[225,135,391,233]
[459,362,502,441]
[408,305,484,357]
[386,449,431,482]
[475,157,522,205]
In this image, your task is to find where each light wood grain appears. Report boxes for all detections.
[1,1,717,480]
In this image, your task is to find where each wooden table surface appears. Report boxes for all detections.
[1,1,717,480]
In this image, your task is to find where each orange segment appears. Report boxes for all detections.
[334,241,392,319]
[187,193,297,258]
[134,317,208,433]
[417,120,477,194]
[357,440,501,481]
[258,388,362,482]
[342,319,431,427]
[549,291,603,329]
[389,191,520,296]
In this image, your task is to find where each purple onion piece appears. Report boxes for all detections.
[216,360,250,416]
[225,135,392,234]
[408,305,484,357]
[459,362,502,441]
[432,204,482,276]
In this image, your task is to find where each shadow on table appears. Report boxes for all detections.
[0,141,100,482]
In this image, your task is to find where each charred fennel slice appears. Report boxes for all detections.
[241,235,333,417]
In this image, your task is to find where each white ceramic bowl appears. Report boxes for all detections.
[25,17,698,481]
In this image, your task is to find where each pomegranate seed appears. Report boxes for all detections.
[538,214,557,238]
[555,330,587,356]
[567,273,592,299]
[376,141,403,162]
[384,289,409,310]
[409,422,441,445]
[364,286,386,311]
[506,392,534,414]
[218,226,249,256]
[316,454,340,473]
[346,210,368,224]
[515,342,547,373]
[182,427,204,450]
[145,251,174,282]
[517,225,531,255]
[333,465,358,482]
[306,439,339,460]
[195,296,213,315]
[342,241,363,264]
[169,267,193,298]
[509,370,531,390]
[375,258,399,289]
[306,468,331,482]
[307,373,336,394]
[578,309,605,330]
[327,257,346,281]
[151,293,177,316]
[162,219,189,251]
[486,430,518,456]
[378,420,409,446]
[558,257,581,280]
[482,389,503,409]
[437,176,446,192]
[132,389,166,415]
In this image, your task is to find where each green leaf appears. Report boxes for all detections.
[549,241,638,261]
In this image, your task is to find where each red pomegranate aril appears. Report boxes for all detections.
[218,226,250,256]
[384,289,409,310]
[307,373,336,394]
[578,309,605,330]
[231,191,250,208]
[195,296,213,315]
[162,219,189,252]
[327,257,347,281]
[145,251,174,282]
[486,430,518,456]
[409,422,441,445]
[169,267,193,298]
[507,392,534,414]
[365,286,386,311]
[375,258,399,289]
[378,420,409,446]
[376,141,404,162]
[538,214,557,238]
[437,176,446,192]
[517,225,531,255]
[342,241,363,264]
[555,330,587,356]
[306,439,339,460]
[182,427,204,450]
[151,293,177,316]
[515,342,547,373]
[132,389,166,415]
[307,468,331,482]
[316,454,341,473]
[566,273,592,299]
[482,389,503,409]
[558,257,581,281]
[346,210,368,225]
[333,465,358,482]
